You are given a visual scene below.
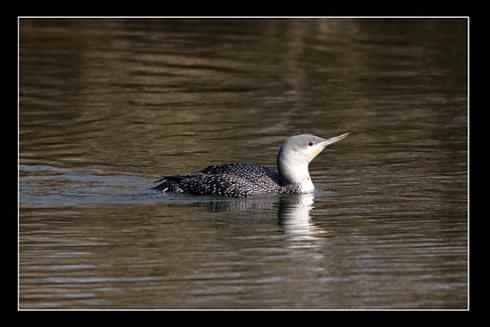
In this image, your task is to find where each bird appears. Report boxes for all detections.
[153,133,349,198]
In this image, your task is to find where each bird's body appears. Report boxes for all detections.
[154,163,283,197]
[153,133,349,198]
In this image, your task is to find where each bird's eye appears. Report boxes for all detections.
[308,142,314,146]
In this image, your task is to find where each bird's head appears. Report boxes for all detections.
[278,132,350,165]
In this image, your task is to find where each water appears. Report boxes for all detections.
[19,18,468,309]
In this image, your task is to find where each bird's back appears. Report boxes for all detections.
[153,163,283,197]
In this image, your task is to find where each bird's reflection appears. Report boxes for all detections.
[204,193,325,243]
[277,193,324,243]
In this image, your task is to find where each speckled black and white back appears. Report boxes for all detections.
[153,163,285,198]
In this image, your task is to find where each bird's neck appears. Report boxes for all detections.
[277,155,315,193]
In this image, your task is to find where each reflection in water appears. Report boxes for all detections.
[278,193,324,243]
[205,195,277,213]
[205,192,325,244]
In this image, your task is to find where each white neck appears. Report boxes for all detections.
[278,157,315,193]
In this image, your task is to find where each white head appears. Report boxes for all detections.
[277,133,349,192]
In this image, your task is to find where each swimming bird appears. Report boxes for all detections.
[153,133,349,198]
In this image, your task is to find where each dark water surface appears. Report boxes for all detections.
[19,19,468,309]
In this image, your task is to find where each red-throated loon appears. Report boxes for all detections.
[153,133,349,198]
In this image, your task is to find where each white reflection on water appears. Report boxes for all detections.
[278,193,326,245]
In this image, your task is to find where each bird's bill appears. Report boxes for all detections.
[319,132,350,148]
[306,132,349,159]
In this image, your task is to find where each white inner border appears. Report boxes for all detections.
[17,16,470,311]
